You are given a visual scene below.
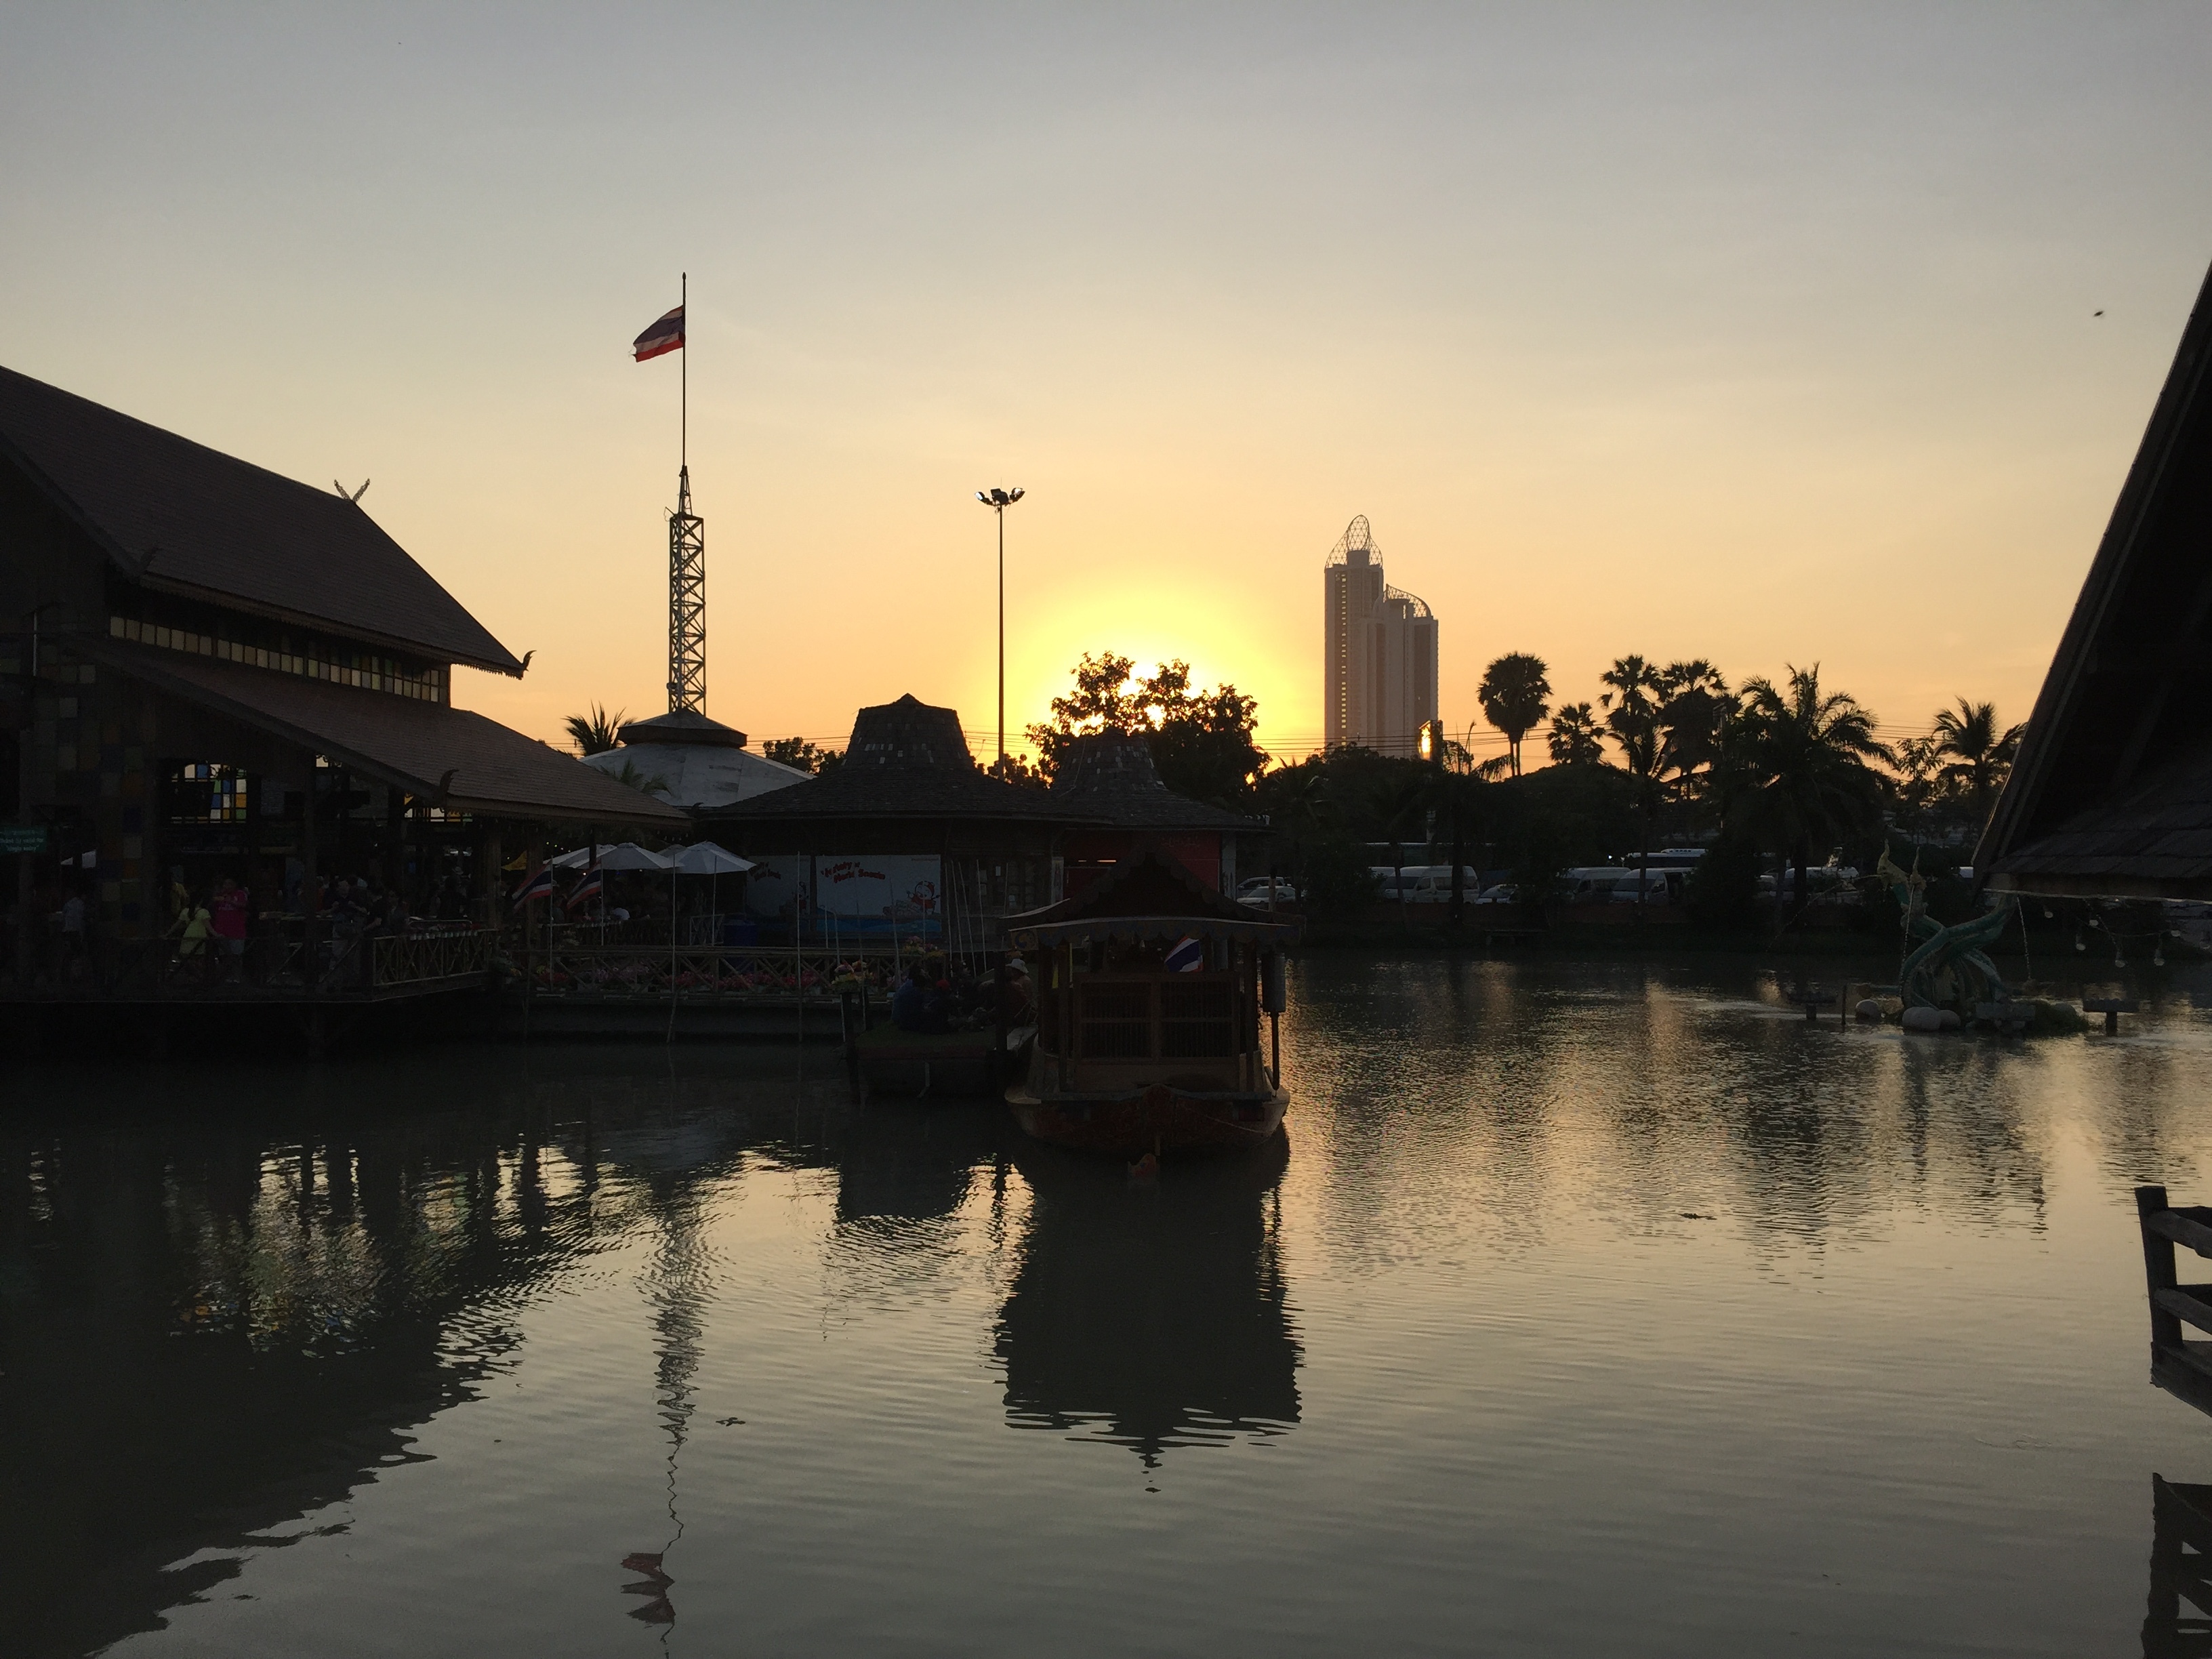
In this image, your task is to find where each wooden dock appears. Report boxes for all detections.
[2135,1186,2212,1416]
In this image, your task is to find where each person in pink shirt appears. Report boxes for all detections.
[211,876,249,982]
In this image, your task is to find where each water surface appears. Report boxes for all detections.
[7,953,2212,1656]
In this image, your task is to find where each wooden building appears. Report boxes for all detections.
[1979,258,2212,900]
[703,694,1088,946]
[1049,731,1261,898]
[0,364,684,988]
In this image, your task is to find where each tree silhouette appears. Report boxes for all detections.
[1930,699,2024,831]
[1547,703,1605,767]
[1726,665,1892,910]
[1477,653,1551,777]
[565,703,624,756]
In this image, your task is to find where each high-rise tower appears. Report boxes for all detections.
[1322,516,1437,756]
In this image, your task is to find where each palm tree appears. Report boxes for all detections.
[1547,703,1605,767]
[1599,657,1666,915]
[1254,762,1339,890]
[1477,653,1551,777]
[1929,699,2024,830]
[565,703,624,756]
[1727,665,1893,911]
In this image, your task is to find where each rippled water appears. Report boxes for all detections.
[8,952,2212,1656]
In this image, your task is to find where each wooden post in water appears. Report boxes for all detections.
[2140,1185,2186,1354]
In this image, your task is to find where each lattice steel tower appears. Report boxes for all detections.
[668,464,705,712]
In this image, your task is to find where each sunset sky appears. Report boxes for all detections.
[5,5,2211,767]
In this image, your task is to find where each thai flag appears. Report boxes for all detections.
[1164,935,1204,973]
[510,866,554,909]
[633,305,684,362]
[567,863,604,914]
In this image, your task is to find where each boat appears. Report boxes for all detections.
[1002,849,1297,1155]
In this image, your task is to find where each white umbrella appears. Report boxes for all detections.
[551,841,674,871]
[666,841,753,876]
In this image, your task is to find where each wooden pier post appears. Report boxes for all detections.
[2140,1185,2188,1353]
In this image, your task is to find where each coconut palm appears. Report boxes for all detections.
[1929,699,2024,829]
[1477,653,1551,777]
[565,703,624,756]
[1547,703,1605,767]
[1599,656,1666,914]
[1727,665,1893,909]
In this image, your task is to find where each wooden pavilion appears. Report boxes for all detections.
[0,363,684,1004]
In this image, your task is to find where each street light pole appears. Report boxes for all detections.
[974,486,1025,765]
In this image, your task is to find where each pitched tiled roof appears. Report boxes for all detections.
[1050,732,1261,831]
[1979,253,2212,898]
[87,639,686,826]
[1986,745,2212,898]
[0,365,523,674]
[710,694,1092,824]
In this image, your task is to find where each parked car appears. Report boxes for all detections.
[1472,882,1519,905]
[1235,877,1300,907]
[1398,867,1483,903]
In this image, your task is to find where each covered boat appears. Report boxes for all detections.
[1003,848,1297,1155]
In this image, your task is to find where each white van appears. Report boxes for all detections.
[1399,867,1483,903]
[1562,865,1673,905]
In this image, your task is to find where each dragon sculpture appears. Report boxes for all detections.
[1877,846,2011,1012]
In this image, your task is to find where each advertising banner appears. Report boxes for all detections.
[813,855,941,936]
[741,855,941,938]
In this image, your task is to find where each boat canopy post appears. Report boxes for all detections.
[1262,946,1285,1083]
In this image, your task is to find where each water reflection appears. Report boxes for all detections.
[1,1098,612,1658]
[2146,1475,2212,1657]
[994,1137,1300,1465]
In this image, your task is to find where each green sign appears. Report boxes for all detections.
[0,825,49,855]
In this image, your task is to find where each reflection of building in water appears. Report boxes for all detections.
[2146,1475,2212,1657]
[994,1139,1299,1464]
[0,1078,766,1659]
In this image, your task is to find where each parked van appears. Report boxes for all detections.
[1561,865,1673,904]
[1399,866,1483,903]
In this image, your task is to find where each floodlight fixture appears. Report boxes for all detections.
[976,486,1027,762]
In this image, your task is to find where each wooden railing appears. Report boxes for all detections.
[520,945,876,1000]
[2136,1185,2212,1416]
[372,927,497,989]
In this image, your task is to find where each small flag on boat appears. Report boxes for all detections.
[633,304,684,362]
[510,866,554,909]
[1164,935,1204,972]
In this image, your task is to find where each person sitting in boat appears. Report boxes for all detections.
[889,963,926,1031]
[890,963,950,1034]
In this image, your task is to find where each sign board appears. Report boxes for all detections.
[0,824,47,855]
[743,854,941,939]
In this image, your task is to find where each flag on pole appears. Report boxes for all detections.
[1164,936,1205,973]
[633,305,684,362]
[567,862,605,914]
[510,866,554,909]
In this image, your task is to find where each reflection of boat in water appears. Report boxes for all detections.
[1003,851,1297,1156]
[995,1132,1298,1462]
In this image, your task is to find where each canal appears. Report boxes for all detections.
[5,951,2209,1656]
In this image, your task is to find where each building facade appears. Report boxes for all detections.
[0,363,684,985]
[1322,516,1438,756]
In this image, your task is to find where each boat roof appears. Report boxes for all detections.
[1007,846,1298,945]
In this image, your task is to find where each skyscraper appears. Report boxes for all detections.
[1322,516,1438,756]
